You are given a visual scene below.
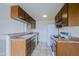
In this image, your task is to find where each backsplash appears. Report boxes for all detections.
[69,26,79,38]
[59,26,79,38]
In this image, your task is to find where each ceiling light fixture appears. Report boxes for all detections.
[42,14,48,18]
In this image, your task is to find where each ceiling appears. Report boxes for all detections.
[19,3,64,21]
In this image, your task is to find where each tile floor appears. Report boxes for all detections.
[31,42,54,56]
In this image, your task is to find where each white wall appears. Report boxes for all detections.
[36,20,48,42]
[70,26,79,37]
[36,19,56,43]
[0,4,27,56]
[0,4,26,35]
[59,26,79,38]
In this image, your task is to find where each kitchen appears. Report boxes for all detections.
[0,3,79,56]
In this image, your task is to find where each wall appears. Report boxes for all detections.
[0,4,26,35]
[0,4,27,56]
[36,20,48,42]
[36,19,56,43]
[59,26,79,38]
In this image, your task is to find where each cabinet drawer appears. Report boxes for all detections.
[26,44,31,50]
[11,40,26,56]
[26,47,31,56]
[26,39,31,45]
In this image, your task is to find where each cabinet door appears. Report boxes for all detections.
[58,10,62,19]
[26,39,31,56]
[18,7,25,19]
[31,20,36,29]
[55,14,59,27]
[11,39,26,56]
[68,3,79,26]
[56,42,79,56]
[61,4,68,26]
[30,37,35,53]
[11,6,19,18]
[24,12,29,22]
[26,47,31,56]
[55,10,62,28]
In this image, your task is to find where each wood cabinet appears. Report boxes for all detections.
[11,6,25,21]
[55,4,68,28]
[56,41,79,56]
[11,5,36,29]
[11,37,35,56]
[30,37,35,53]
[11,39,26,56]
[26,39,31,56]
[55,13,62,28]
[55,3,79,28]
[61,4,68,26]
[31,20,36,29]
[68,3,79,26]
[28,17,36,29]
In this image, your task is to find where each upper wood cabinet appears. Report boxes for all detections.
[55,3,79,28]
[31,20,36,29]
[68,3,79,26]
[55,4,68,28]
[61,4,68,26]
[55,8,62,28]
[11,6,25,20]
[11,5,36,29]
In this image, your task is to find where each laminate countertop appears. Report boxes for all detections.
[9,32,39,40]
[56,37,79,43]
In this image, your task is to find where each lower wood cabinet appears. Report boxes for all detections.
[31,38,35,53]
[11,39,26,56]
[11,38,35,56]
[56,41,79,56]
